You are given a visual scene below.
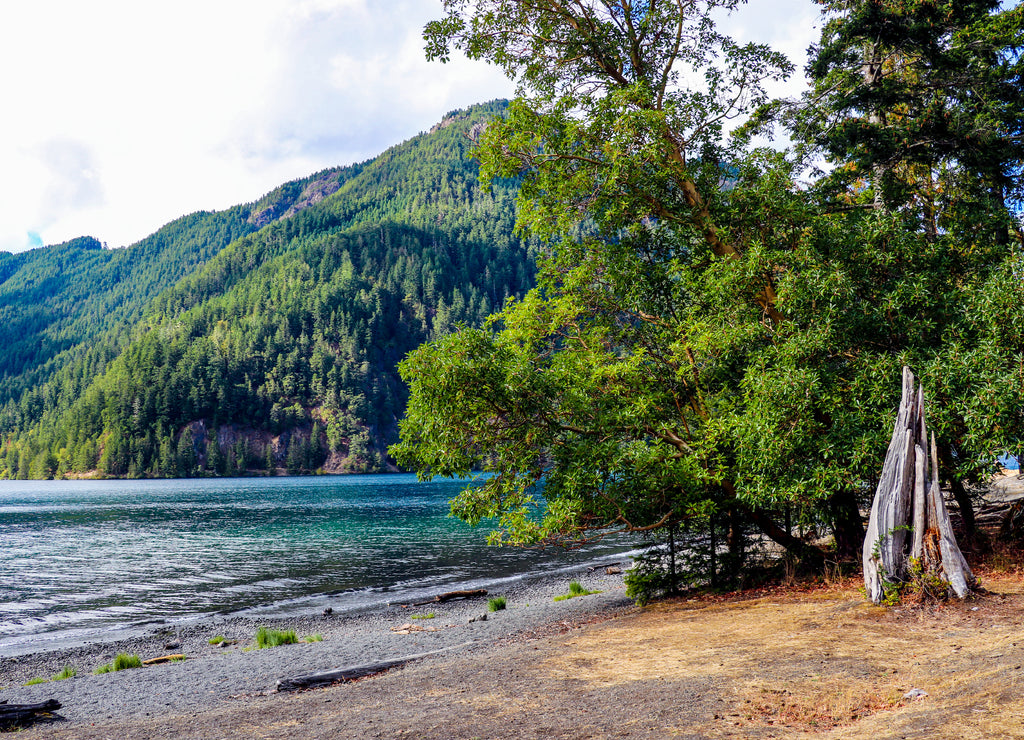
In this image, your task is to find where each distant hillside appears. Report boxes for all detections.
[0,101,535,479]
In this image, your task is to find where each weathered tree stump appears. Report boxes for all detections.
[862,367,978,603]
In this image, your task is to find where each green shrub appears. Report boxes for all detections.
[208,635,225,645]
[255,627,298,649]
[52,666,76,681]
[624,562,670,607]
[488,596,507,612]
[24,676,47,686]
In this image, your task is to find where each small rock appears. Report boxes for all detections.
[323,607,333,616]
[164,641,181,650]
[903,688,928,701]
[606,566,622,575]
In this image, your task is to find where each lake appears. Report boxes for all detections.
[0,474,636,655]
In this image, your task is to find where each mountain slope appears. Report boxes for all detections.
[0,101,534,479]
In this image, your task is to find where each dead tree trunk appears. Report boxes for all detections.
[862,367,978,604]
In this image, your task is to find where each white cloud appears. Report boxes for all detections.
[0,0,818,253]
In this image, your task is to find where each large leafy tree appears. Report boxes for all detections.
[395,0,822,567]
[394,0,1024,578]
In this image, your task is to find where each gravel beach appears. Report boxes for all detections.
[6,567,1024,739]
[0,566,632,732]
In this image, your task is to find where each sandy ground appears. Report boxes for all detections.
[5,564,1024,739]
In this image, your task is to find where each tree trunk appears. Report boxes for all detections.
[862,367,978,604]
[829,490,865,561]
[938,442,978,542]
[742,505,827,570]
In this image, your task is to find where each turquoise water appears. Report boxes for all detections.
[0,475,634,654]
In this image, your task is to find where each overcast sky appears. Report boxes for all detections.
[0,0,821,254]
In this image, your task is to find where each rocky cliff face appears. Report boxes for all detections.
[247,168,348,227]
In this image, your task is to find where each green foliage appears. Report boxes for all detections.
[409,613,436,620]
[52,666,76,681]
[487,596,506,612]
[0,102,536,480]
[94,653,143,674]
[302,634,324,642]
[554,581,600,601]
[207,635,225,645]
[792,0,1024,215]
[113,653,143,670]
[255,627,298,649]
[397,0,1024,575]
[624,560,668,608]
[625,519,754,605]
[23,676,47,686]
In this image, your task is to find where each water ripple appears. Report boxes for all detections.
[0,474,635,652]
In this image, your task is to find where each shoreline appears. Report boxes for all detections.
[0,565,632,728]
[0,548,636,660]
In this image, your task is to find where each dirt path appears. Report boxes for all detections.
[16,569,1024,740]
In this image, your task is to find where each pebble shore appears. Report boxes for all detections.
[0,566,633,727]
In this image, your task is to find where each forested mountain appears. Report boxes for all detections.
[0,101,535,479]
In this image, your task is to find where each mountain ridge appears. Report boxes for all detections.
[0,100,532,479]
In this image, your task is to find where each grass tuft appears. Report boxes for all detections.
[488,596,507,612]
[208,635,225,645]
[52,666,76,681]
[303,634,324,643]
[24,676,48,686]
[410,613,436,620]
[554,580,601,601]
[94,653,143,674]
[114,653,143,670]
[255,627,298,649]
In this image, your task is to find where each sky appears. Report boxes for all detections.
[0,0,821,254]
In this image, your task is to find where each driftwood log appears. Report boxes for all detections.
[862,367,978,603]
[0,699,62,730]
[390,588,488,608]
[276,642,475,692]
[142,653,186,665]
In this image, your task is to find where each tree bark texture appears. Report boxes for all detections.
[862,367,978,603]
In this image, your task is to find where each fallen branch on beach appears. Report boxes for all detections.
[142,653,186,665]
[0,699,63,730]
[275,641,476,692]
[389,588,488,608]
